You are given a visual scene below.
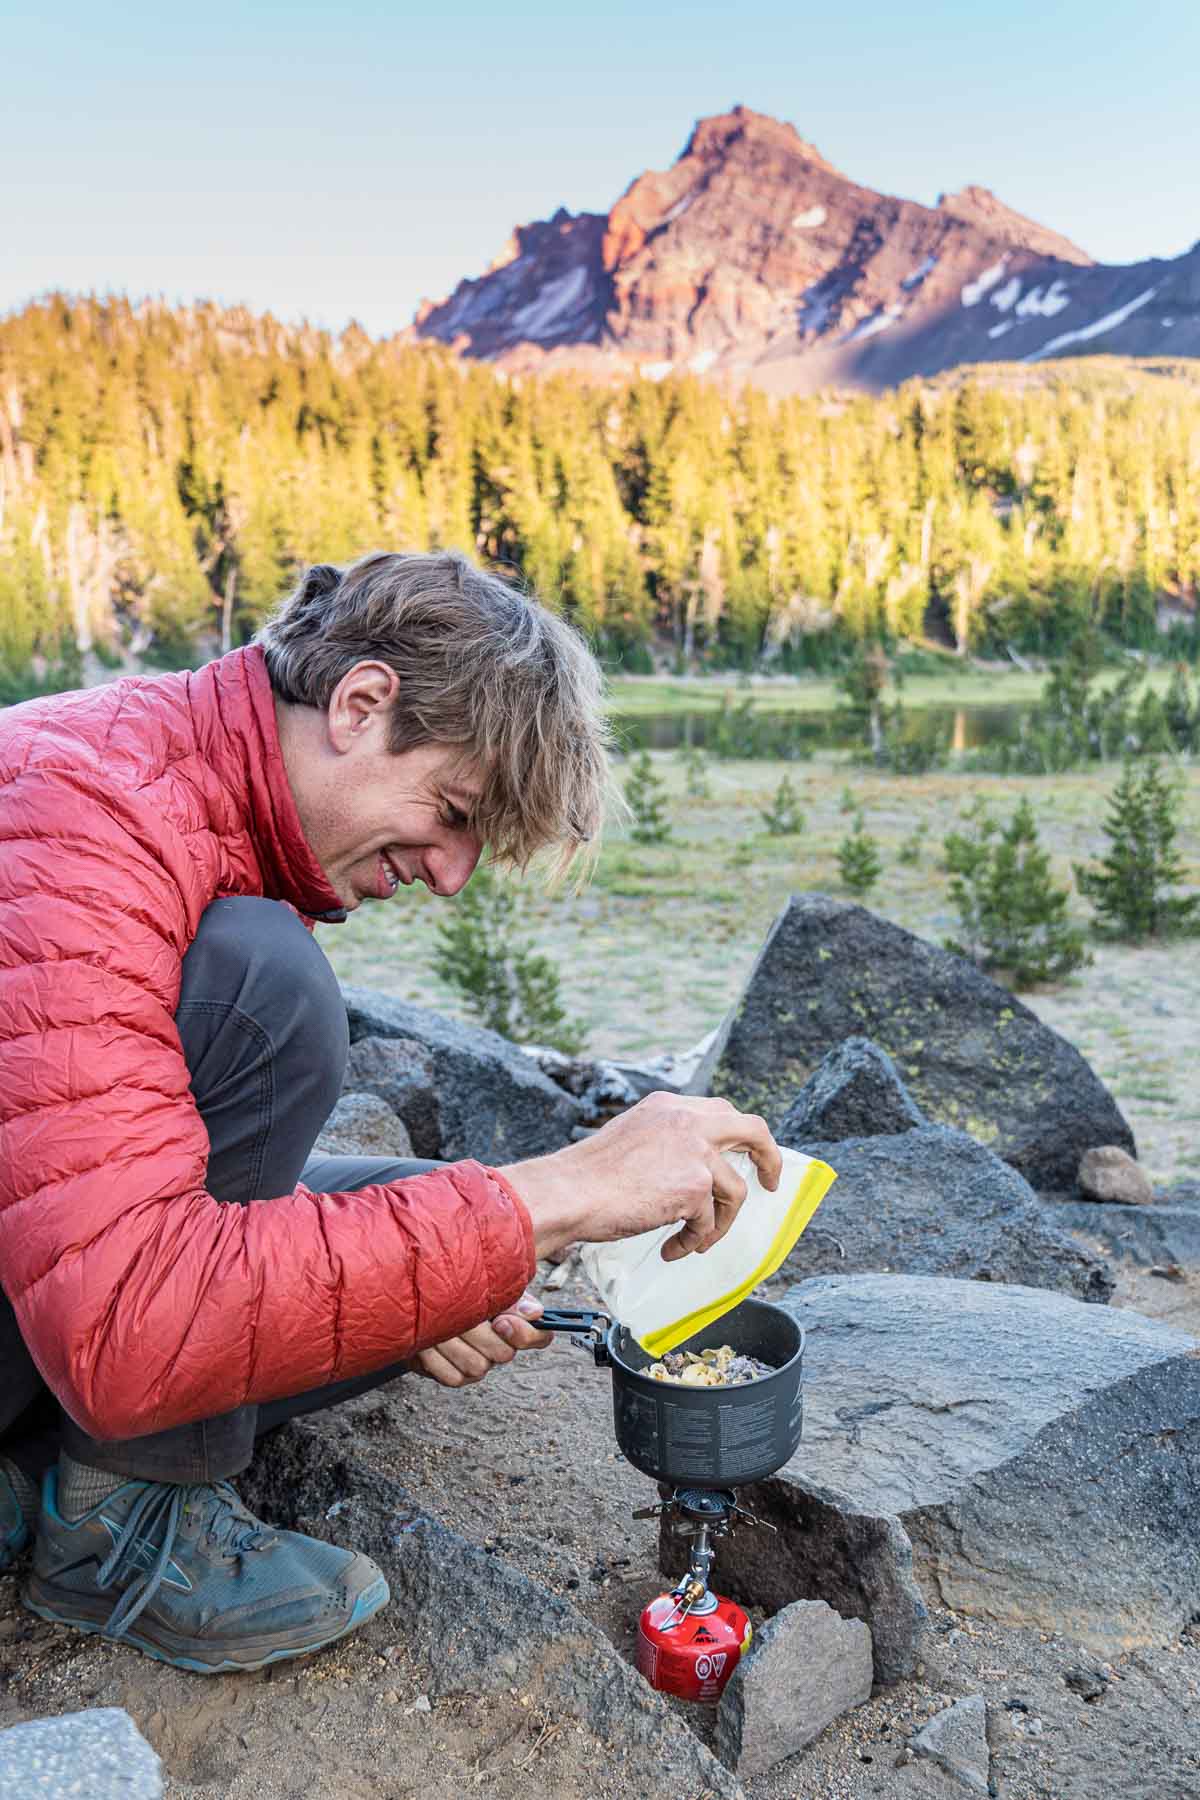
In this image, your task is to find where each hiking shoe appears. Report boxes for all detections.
[23,1468,389,1673]
[0,1460,33,1570]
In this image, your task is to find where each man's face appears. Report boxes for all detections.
[278,662,486,912]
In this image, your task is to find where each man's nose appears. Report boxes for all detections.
[431,836,483,897]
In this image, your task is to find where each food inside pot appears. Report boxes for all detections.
[645,1343,774,1387]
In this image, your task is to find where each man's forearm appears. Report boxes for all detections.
[495,1150,584,1260]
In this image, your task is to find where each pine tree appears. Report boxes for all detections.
[624,750,674,844]
[838,814,882,897]
[897,821,929,866]
[1075,761,1200,940]
[677,744,711,798]
[944,798,1089,987]
[432,866,585,1052]
[760,774,805,836]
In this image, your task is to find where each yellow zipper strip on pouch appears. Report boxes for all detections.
[638,1157,838,1356]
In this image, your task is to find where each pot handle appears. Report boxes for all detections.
[531,1307,612,1366]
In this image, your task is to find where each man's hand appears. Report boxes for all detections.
[409,1290,552,1388]
[498,1091,780,1264]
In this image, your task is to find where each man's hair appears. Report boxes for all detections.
[256,550,613,875]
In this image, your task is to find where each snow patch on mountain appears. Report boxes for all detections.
[663,192,696,225]
[843,306,900,344]
[511,266,591,338]
[1016,279,1072,318]
[961,257,1010,306]
[792,205,827,229]
[989,276,1022,313]
[901,255,937,290]
[1024,286,1158,362]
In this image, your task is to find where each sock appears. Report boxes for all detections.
[58,1453,128,1522]
[0,1455,39,1524]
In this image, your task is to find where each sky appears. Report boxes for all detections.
[3,0,1195,340]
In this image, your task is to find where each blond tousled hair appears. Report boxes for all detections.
[257,550,613,876]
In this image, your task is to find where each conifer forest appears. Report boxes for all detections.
[1,294,1198,697]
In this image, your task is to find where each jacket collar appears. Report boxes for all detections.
[189,646,347,922]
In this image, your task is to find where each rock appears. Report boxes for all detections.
[521,1047,669,1125]
[689,895,1134,1193]
[709,1275,1200,1672]
[775,1126,1114,1304]
[778,1037,927,1142]
[907,1695,990,1794]
[0,1707,163,1798]
[1078,1145,1155,1206]
[1056,1199,1200,1273]
[714,1598,873,1778]
[241,1423,742,1800]
[312,1092,414,1159]
[342,988,583,1163]
[661,1477,926,1689]
[1064,1663,1109,1701]
[343,1035,440,1158]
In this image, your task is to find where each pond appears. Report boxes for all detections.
[613,702,1027,755]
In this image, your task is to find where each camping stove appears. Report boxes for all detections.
[631,1487,771,1703]
[532,1301,801,1704]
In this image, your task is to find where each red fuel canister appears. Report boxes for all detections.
[636,1592,752,1703]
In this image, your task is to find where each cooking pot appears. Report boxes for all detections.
[537,1297,804,1489]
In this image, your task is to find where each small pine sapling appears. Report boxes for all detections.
[838,813,882,897]
[760,774,805,836]
[624,750,674,845]
[1075,759,1200,940]
[838,784,857,815]
[432,866,585,1053]
[943,797,1089,987]
[677,744,712,798]
[897,820,929,866]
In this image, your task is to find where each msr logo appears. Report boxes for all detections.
[693,1624,717,1643]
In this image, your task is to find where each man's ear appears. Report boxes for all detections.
[326,661,400,754]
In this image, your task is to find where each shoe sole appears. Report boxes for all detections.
[22,1574,390,1674]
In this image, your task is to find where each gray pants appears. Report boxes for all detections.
[0,897,440,1486]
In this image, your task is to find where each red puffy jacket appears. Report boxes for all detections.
[0,647,535,1442]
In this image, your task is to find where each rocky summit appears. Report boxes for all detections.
[411,105,1199,392]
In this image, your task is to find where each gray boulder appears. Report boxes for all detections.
[1057,1197,1200,1272]
[778,1037,927,1142]
[342,988,583,1163]
[689,895,1134,1192]
[0,1708,162,1798]
[343,1035,440,1157]
[241,1422,741,1800]
[776,1125,1114,1304]
[714,1598,873,1777]
[312,1091,414,1159]
[706,1274,1200,1675]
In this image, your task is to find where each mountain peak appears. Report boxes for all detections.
[937,185,1093,266]
[681,105,838,174]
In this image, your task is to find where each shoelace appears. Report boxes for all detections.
[97,1480,277,1641]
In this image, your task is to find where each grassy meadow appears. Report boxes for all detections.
[320,748,1200,1187]
[606,663,1181,717]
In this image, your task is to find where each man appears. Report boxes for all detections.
[0,550,777,1674]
